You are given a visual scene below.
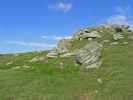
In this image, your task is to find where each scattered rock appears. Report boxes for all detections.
[97,78,103,84]
[22,65,32,69]
[47,51,58,58]
[6,61,13,66]
[113,33,124,40]
[12,66,21,69]
[103,40,110,43]
[94,90,99,94]
[110,42,119,46]
[29,57,39,62]
[29,56,46,63]
[59,52,75,58]
[88,38,93,41]
[123,42,128,45]
[75,41,103,69]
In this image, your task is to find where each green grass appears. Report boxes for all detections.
[0,31,133,100]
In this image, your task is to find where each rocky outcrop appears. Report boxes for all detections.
[57,39,72,54]
[73,29,101,40]
[75,41,103,69]
[81,31,101,39]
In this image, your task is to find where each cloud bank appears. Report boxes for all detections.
[41,35,72,41]
[5,41,56,50]
[106,6,133,26]
[48,2,72,12]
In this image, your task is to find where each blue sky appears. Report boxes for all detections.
[0,0,133,53]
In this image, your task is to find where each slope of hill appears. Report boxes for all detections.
[0,24,133,100]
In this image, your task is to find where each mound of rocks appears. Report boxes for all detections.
[73,29,101,40]
[75,41,103,69]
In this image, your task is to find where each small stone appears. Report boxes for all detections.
[74,63,79,67]
[29,57,38,62]
[103,40,110,43]
[47,51,58,58]
[6,61,13,66]
[94,90,99,94]
[12,66,21,69]
[22,65,31,69]
[123,42,128,45]
[88,38,93,41]
[110,42,118,45]
[79,38,83,41]
[97,78,103,84]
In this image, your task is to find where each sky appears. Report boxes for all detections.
[0,0,133,54]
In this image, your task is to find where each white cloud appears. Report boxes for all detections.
[48,2,72,12]
[115,6,131,15]
[107,15,129,26]
[5,41,56,50]
[41,35,72,41]
[106,6,133,26]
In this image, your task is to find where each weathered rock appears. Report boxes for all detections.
[75,41,103,69]
[73,29,101,39]
[57,39,72,54]
[110,42,119,45]
[97,78,103,84]
[47,51,58,58]
[88,38,93,41]
[22,65,32,69]
[81,31,101,39]
[6,61,13,66]
[103,40,110,43]
[123,42,128,45]
[59,52,75,58]
[12,66,21,70]
[29,56,45,63]
[29,57,39,62]
[113,33,124,40]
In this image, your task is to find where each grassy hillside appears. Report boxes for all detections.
[0,27,133,100]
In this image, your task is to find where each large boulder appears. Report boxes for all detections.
[73,29,101,39]
[57,39,72,54]
[81,31,101,39]
[75,41,103,69]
